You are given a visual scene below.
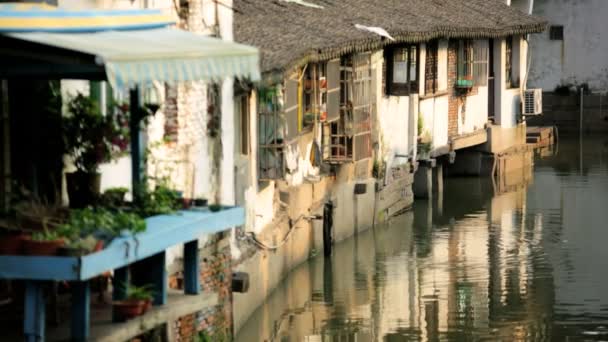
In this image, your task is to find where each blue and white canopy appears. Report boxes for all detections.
[5,28,261,88]
[0,3,260,88]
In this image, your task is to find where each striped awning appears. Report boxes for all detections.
[0,3,174,32]
[0,3,260,87]
[4,28,261,88]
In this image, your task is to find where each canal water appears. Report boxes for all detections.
[236,135,608,342]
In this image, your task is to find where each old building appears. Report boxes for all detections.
[230,0,545,333]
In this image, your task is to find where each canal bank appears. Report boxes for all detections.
[236,135,608,341]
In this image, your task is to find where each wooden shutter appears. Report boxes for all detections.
[326,59,341,122]
[284,76,299,142]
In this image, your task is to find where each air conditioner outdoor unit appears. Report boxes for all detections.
[523,88,542,115]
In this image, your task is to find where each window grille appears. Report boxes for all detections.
[258,86,285,180]
[425,40,439,94]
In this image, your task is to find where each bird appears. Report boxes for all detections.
[354,24,396,41]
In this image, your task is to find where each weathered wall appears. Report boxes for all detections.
[526,93,608,133]
[528,0,608,92]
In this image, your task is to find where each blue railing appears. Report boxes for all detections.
[0,207,244,341]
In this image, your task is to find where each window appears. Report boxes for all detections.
[385,45,418,96]
[324,54,373,163]
[457,40,473,88]
[425,40,439,94]
[506,37,514,88]
[550,25,564,40]
[457,40,489,88]
[258,86,285,180]
[301,63,327,131]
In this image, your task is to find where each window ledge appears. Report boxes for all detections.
[420,90,449,100]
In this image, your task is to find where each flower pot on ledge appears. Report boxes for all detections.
[113,300,147,322]
[22,237,65,256]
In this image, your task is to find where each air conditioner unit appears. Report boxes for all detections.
[523,88,543,115]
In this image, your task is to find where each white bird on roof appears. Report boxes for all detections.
[282,0,324,9]
[354,24,395,41]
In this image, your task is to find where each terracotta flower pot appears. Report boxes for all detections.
[0,232,29,255]
[22,238,65,256]
[113,300,146,321]
[182,198,193,210]
[142,299,152,313]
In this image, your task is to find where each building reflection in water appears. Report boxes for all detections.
[236,137,608,341]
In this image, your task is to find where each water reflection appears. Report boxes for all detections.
[236,136,608,342]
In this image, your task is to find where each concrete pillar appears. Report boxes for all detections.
[433,163,443,195]
[414,165,433,199]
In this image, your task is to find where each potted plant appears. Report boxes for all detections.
[113,283,154,321]
[102,187,129,207]
[57,208,146,253]
[417,131,433,160]
[193,198,208,208]
[63,95,130,208]
[208,204,223,212]
[22,229,65,256]
[14,198,64,232]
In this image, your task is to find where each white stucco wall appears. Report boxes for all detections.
[494,36,526,128]
[372,49,413,169]
[528,0,608,91]
[420,96,449,154]
[460,87,489,135]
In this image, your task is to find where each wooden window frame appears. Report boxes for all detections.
[505,37,515,89]
[324,54,373,163]
[457,40,489,89]
[425,40,439,95]
[385,44,419,96]
[457,40,474,88]
[239,95,249,155]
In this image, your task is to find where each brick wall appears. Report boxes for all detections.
[448,41,459,137]
[170,236,233,341]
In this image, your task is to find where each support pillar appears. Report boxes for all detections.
[433,163,444,195]
[24,281,45,342]
[71,281,90,342]
[414,160,436,199]
[132,252,167,306]
[184,240,200,295]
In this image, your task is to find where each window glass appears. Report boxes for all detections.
[393,48,409,84]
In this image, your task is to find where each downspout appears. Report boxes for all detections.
[520,0,534,118]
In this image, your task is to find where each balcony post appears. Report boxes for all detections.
[70,280,90,341]
[184,240,200,295]
[23,280,45,342]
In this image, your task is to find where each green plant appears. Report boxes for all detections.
[58,208,146,243]
[418,112,424,138]
[124,283,154,301]
[31,229,63,242]
[63,93,130,173]
[137,183,180,217]
[104,187,128,195]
